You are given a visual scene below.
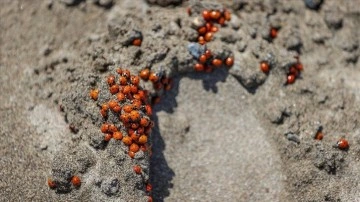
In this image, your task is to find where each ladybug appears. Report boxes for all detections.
[337,138,349,150]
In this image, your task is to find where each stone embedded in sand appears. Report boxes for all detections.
[303,0,323,10]
[187,42,206,59]
[101,178,120,196]
[90,0,113,7]
[145,0,182,7]
[58,0,82,6]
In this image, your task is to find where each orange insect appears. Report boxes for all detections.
[119,76,127,85]
[101,123,109,133]
[104,133,112,142]
[130,132,140,142]
[137,127,144,134]
[123,105,133,113]
[337,138,349,150]
[225,57,234,67]
[218,17,225,26]
[224,10,231,21]
[130,110,141,122]
[138,135,148,144]
[122,69,131,78]
[128,151,135,158]
[130,75,140,86]
[198,26,207,35]
[122,136,132,146]
[129,143,140,153]
[260,62,270,73]
[132,38,142,46]
[123,85,131,94]
[130,84,138,94]
[291,66,300,77]
[314,131,324,140]
[108,124,118,133]
[210,10,221,20]
[270,27,278,39]
[296,62,303,71]
[145,105,152,116]
[202,10,211,21]
[287,74,296,84]
[132,99,142,110]
[146,183,153,192]
[194,63,204,72]
[199,54,207,64]
[140,117,149,127]
[107,75,116,86]
[133,165,142,174]
[120,113,130,123]
[149,72,159,83]
[205,49,212,58]
[139,68,150,80]
[109,85,119,94]
[204,32,213,42]
[89,89,99,101]
[47,178,56,189]
[211,26,219,33]
[71,176,81,187]
[113,131,123,140]
[117,92,126,102]
[198,36,206,45]
[131,123,139,129]
[116,68,123,75]
[108,100,118,110]
[212,59,222,67]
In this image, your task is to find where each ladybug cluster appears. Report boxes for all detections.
[313,129,350,151]
[286,57,303,84]
[91,68,155,201]
[98,68,154,159]
[139,68,173,105]
[259,57,304,85]
[194,48,234,72]
[196,9,231,45]
[47,175,81,190]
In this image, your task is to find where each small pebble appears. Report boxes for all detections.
[303,0,323,10]
[187,42,206,59]
[286,133,300,144]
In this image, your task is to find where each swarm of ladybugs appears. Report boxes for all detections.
[95,68,154,158]
[49,4,350,202]
[194,48,234,72]
[260,56,304,85]
[47,175,81,190]
[90,68,157,201]
[285,56,304,85]
[138,68,173,105]
[195,9,231,45]
[259,26,305,85]
[189,8,234,72]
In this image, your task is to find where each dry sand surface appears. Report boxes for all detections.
[1,0,360,201]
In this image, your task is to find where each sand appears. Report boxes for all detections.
[1,0,360,201]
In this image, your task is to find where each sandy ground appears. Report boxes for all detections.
[1,0,360,201]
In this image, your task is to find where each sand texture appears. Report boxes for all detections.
[1,0,360,201]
